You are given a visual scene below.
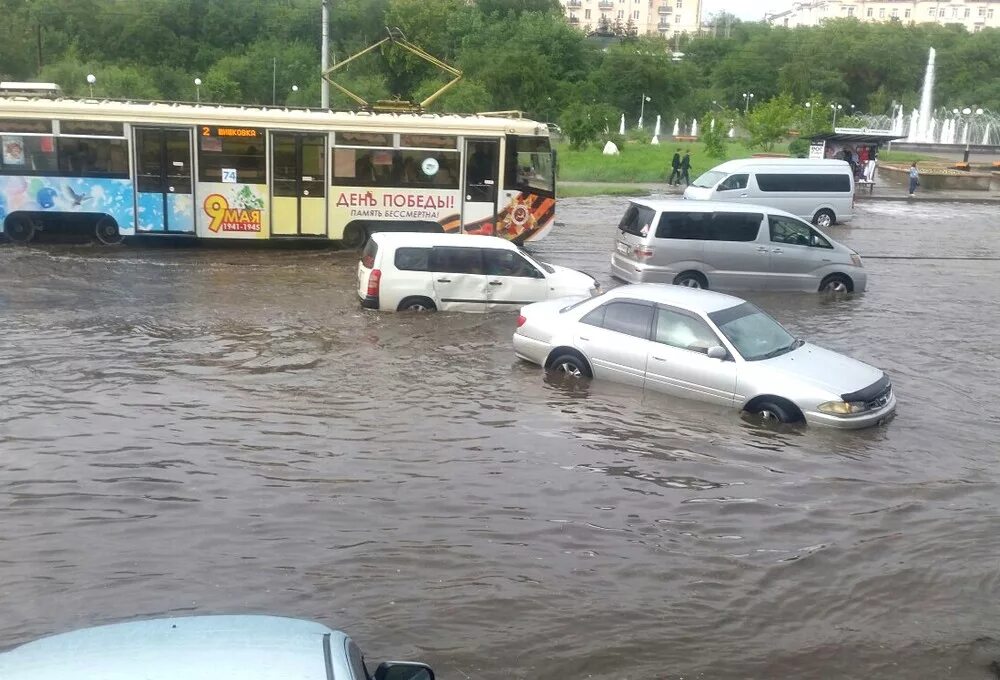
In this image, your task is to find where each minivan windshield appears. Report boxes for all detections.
[692,170,727,189]
[708,302,802,361]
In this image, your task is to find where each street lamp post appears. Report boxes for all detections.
[86,73,96,98]
[194,78,202,103]
[830,103,843,129]
[742,92,754,115]
[955,106,984,163]
[805,101,814,127]
[638,94,651,130]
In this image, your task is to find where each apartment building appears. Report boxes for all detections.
[560,0,703,37]
[766,0,1000,31]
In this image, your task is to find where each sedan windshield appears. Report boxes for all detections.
[708,302,801,361]
[692,170,727,189]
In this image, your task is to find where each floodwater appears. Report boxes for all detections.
[1,199,999,679]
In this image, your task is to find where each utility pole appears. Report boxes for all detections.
[321,0,330,108]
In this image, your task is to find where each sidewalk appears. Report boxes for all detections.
[560,180,1000,203]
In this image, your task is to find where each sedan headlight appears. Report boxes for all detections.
[818,400,867,416]
[850,252,863,268]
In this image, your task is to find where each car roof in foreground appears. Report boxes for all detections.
[710,158,852,171]
[628,198,801,220]
[0,615,343,680]
[604,283,746,315]
[371,231,515,249]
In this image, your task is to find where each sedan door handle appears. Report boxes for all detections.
[436,278,452,283]
[756,246,769,252]
[739,194,748,198]
[651,356,666,362]
[578,336,590,342]
[772,248,783,254]
[489,280,503,286]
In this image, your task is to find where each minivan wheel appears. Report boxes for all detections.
[397,297,436,312]
[548,353,592,379]
[819,274,853,294]
[673,271,708,289]
[813,209,835,229]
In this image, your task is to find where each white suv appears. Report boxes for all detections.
[357,232,600,312]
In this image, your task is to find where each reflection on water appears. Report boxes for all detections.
[1,199,1000,678]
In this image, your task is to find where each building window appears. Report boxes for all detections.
[633,10,640,18]
[964,8,971,18]
[951,7,958,17]
[847,7,854,16]
[878,7,884,17]
[867,7,873,17]
[905,9,911,18]
[676,0,682,7]
[989,9,995,19]
[617,9,623,17]
[585,8,590,18]
[938,8,945,17]
[979,7,987,17]
[892,8,898,18]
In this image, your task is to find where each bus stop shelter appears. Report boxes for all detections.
[809,128,906,193]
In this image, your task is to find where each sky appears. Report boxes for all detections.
[701,0,791,20]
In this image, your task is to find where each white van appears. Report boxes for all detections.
[357,232,600,312]
[684,158,854,228]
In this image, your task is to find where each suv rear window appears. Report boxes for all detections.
[395,247,430,271]
[361,239,378,269]
[618,203,657,237]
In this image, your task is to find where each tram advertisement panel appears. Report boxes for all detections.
[0,176,136,234]
[328,186,460,239]
[197,183,268,239]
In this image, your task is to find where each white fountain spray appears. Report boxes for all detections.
[917,48,936,142]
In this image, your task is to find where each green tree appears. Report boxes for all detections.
[745,94,797,151]
[699,110,733,159]
[559,102,617,150]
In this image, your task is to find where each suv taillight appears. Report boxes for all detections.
[367,269,381,297]
[517,314,527,328]
[634,246,655,260]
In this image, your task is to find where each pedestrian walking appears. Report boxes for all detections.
[668,148,682,185]
[908,161,920,197]
[680,149,692,186]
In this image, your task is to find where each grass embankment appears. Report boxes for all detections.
[556,141,754,184]
[556,141,942,188]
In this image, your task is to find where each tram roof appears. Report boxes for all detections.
[0,96,549,136]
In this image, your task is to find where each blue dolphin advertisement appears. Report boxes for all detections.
[0,176,136,233]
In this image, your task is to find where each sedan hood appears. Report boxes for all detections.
[758,342,884,396]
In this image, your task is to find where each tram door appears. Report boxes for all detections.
[271,133,327,236]
[462,138,500,236]
[134,128,195,233]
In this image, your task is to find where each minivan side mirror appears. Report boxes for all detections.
[706,346,727,360]
[373,661,435,680]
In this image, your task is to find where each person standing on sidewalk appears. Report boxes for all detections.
[668,148,682,185]
[680,150,692,186]
[908,161,920,197]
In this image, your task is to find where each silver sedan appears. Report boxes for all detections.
[513,284,896,429]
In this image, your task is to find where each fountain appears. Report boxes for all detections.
[618,113,625,136]
[916,48,936,142]
[652,115,661,145]
[690,119,698,137]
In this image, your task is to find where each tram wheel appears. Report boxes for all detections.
[342,223,368,249]
[95,216,124,245]
[4,215,37,244]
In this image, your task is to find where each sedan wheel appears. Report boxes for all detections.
[548,353,591,379]
[752,400,794,424]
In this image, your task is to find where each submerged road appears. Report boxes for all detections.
[1,199,999,678]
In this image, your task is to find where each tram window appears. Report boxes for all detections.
[199,137,265,183]
[335,131,392,147]
[506,136,553,194]
[57,137,129,178]
[400,134,457,149]
[398,150,459,188]
[0,134,57,174]
[59,120,125,137]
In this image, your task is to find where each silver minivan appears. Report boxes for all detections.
[609,199,866,293]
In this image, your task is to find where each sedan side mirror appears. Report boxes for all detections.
[706,345,727,360]
[373,661,435,680]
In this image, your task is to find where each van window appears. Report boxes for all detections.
[710,213,763,242]
[431,246,484,274]
[756,173,851,192]
[691,170,727,188]
[361,239,378,268]
[769,215,833,248]
[717,174,748,191]
[618,203,657,236]
[394,247,430,271]
[484,249,543,278]
[655,211,710,239]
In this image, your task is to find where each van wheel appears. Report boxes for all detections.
[343,223,368,249]
[819,274,853,294]
[397,297,436,312]
[95,216,123,245]
[4,215,36,244]
[812,209,836,229]
[673,271,708,289]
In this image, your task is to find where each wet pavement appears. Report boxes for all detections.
[1,200,999,678]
